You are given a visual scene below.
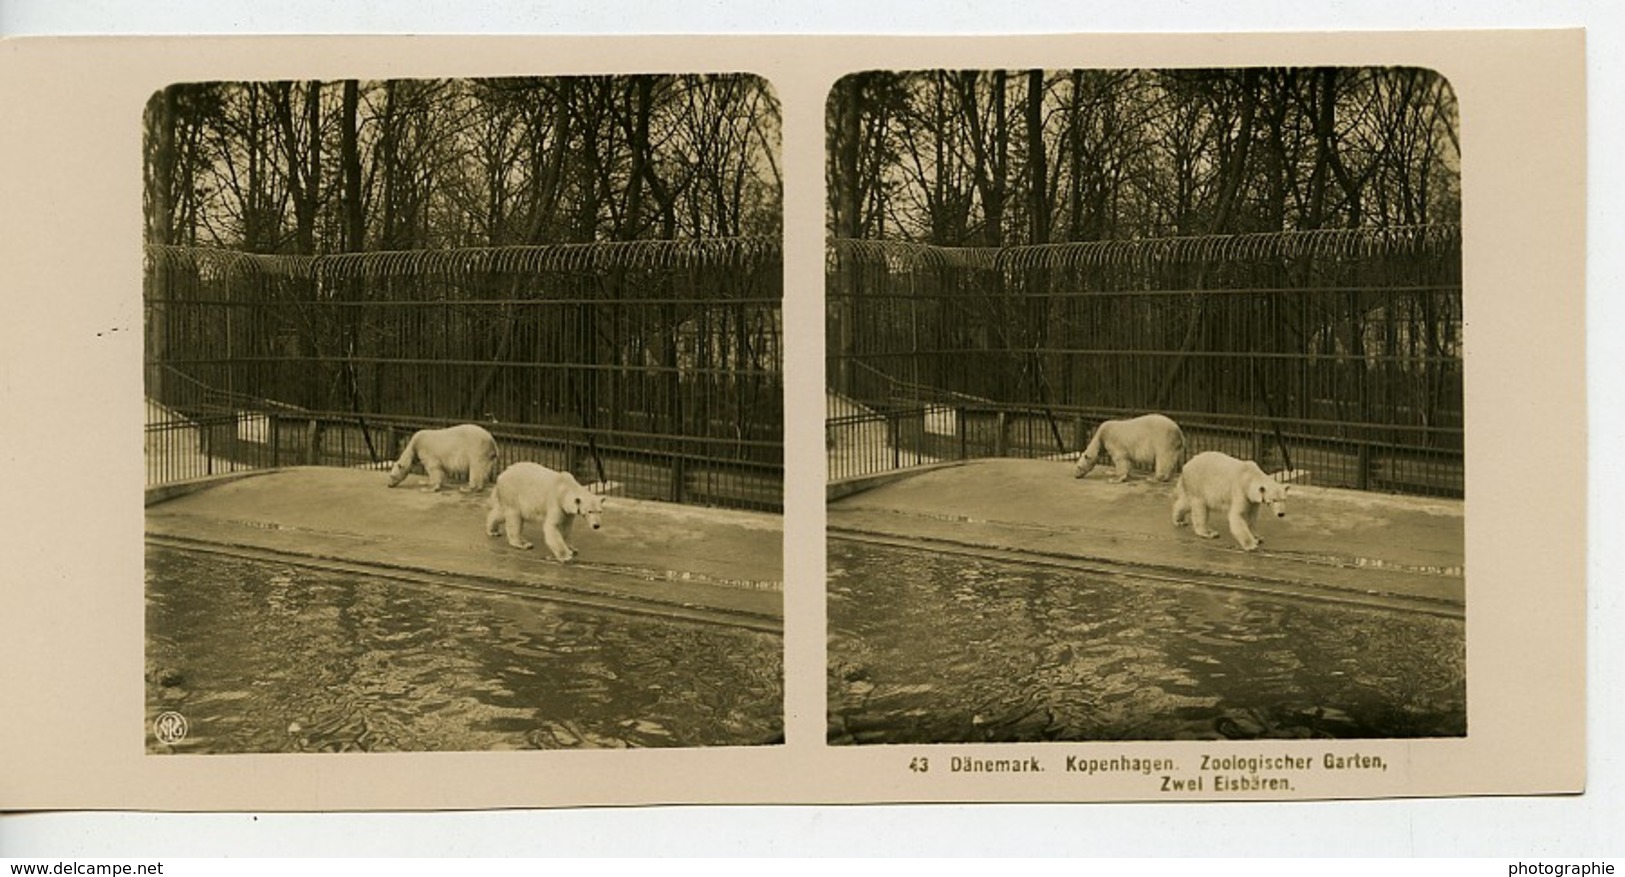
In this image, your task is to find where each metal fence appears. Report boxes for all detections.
[146,239,784,511]
[827,226,1464,497]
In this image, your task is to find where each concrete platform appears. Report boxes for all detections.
[828,458,1464,616]
[146,467,783,632]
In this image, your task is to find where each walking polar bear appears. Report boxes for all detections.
[1172,451,1290,551]
[486,462,604,561]
[387,424,500,492]
[1074,413,1186,482]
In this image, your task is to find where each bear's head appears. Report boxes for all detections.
[386,459,430,487]
[386,462,410,487]
[1074,453,1100,479]
[570,490,604,530]
[1249,476,1290,517]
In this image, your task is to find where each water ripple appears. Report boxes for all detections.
[827,540,1464,743]
[146,547,782,753]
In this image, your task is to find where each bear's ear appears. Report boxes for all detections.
[1251,481,1269,502]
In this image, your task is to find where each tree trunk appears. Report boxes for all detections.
[338,80,374,456]
[341,81,364,252]
[832,75,862,396]
[1154,70,1259,411]
[1025,70,1065,452]
[145,88,177,403]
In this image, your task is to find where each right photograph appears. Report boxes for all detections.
[825,67,1466,744]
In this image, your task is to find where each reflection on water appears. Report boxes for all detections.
[828,540,1464,743]
[146,548,782,753]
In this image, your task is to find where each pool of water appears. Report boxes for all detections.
[146,547,783,753]
[828,539,1465,743]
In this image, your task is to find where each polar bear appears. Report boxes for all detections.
[1074,413,1186,482]
[387,424,500,492]
[1172,451,1290,551]
[485,462,604,561]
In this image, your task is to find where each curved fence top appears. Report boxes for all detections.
[827,239,1003,271]
[147,237,783,280]
[829,225,1461,272]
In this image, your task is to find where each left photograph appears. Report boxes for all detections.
[142,75,784,753]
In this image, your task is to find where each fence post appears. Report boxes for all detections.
[995,410,1008,458]
[1073,414,1088,456]
[1252,430,1265,464]
[891,411,901,469]
[269,414,280,467]
[1356,442,1371,491]
[227,412,239,473]
[305,419,320,466]
[671,452,687,504]
[957,406,967,460]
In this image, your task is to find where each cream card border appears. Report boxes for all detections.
[0,29,1585,810]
